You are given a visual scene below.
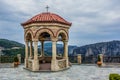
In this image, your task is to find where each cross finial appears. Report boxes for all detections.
[46,5,49,12]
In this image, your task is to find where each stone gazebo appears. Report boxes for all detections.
[21,12,72,71]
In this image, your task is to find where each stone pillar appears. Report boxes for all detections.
[30,41,33,58]
[51,39,59,71]
[41,41,44,57]
[17,54,21,64]
[97,54,105,66]
[64,41,69,67]
[77,54,82,64]
[99,54,103,64]
[25,41,28,68]
[33,41,39,71]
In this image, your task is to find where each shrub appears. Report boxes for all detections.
[97,55,101,62]
[14,56,19,62]
[109,73,120,80]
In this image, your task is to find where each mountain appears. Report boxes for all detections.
[0,39,76,56]
[0,39,24,49]
[38,42,77,56]
[2,38,120,57]
[73,40,120,57]
[0,39,25,56]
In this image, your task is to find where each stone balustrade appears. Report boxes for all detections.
[28,59,33,70]
[57,59,66,70]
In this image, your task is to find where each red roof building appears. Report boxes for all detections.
[21,11,72,71]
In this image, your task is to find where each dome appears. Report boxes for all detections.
[21,12,72,26]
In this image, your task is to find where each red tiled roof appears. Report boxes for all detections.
[21,12,72,26]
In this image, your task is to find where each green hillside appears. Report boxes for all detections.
[0,39,25,57]
[0,39,24,48]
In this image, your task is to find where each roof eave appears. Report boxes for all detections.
[21,21,72,26]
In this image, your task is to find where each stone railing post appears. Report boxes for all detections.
[17,54,21,64]
[77,54,82,64]
[99,54,103,64]
[97,54,105,66]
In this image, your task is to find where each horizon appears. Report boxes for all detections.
[0,38,120,47]
[0,0,120,46]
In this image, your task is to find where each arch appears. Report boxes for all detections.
[25,29,33,41]
[39,32,51,41]
[56,29,68,40]
[35,28,54,40]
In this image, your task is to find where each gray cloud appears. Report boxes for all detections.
[0,0,120,46]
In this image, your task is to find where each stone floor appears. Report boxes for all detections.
[0,64,120,80]
[0,63,13,68]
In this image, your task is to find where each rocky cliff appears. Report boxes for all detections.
[73,40,120,57]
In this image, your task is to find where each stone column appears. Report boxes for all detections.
[41,41,44,57]
[25,41,28,68]
[33,41,39,71]
[77,54,82,64]
[99,54,103,63]
[17,54,21,64]
[51,39,59,71]
[64,41,69,68]
[30,41,33,58]
[98,54,105,66]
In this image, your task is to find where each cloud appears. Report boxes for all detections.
[0,0,120,46]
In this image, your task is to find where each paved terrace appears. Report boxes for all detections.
[0,64,120,80]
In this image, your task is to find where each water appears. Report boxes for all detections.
[0,64,120,80]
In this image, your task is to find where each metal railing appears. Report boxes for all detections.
[69,56,97,64]
[69,56,77,63]
[0,56,25,63]
[81,56,97,64]
[1,55,120,64]
[0,56,14,63]
[103,56,120,63]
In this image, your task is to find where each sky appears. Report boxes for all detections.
[0,0,120,46]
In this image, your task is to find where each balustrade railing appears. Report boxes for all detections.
[103,56,120,63]
[69,56,97,64]
[28,59,33,70]
[0,56,14,63]
[69,56,120,64]
[81,56,97,64]
[57,59,66,69]
[69,56,77,63]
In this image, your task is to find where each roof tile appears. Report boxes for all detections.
[21,12,71,26]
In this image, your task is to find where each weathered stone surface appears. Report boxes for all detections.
[0,63,13,68]
[0,64,120,80]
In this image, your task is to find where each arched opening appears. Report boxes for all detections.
[57,41,64,58]
[38,32,52,70]
[39,32,51,41]
[44,41,52,56]
[25,33,33,59]
[58,33,67,41]
[26,33,32,41]
[57,33,66,58]
[57,32,68,59]
[38,32,51,57]
[25,33,34,68]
